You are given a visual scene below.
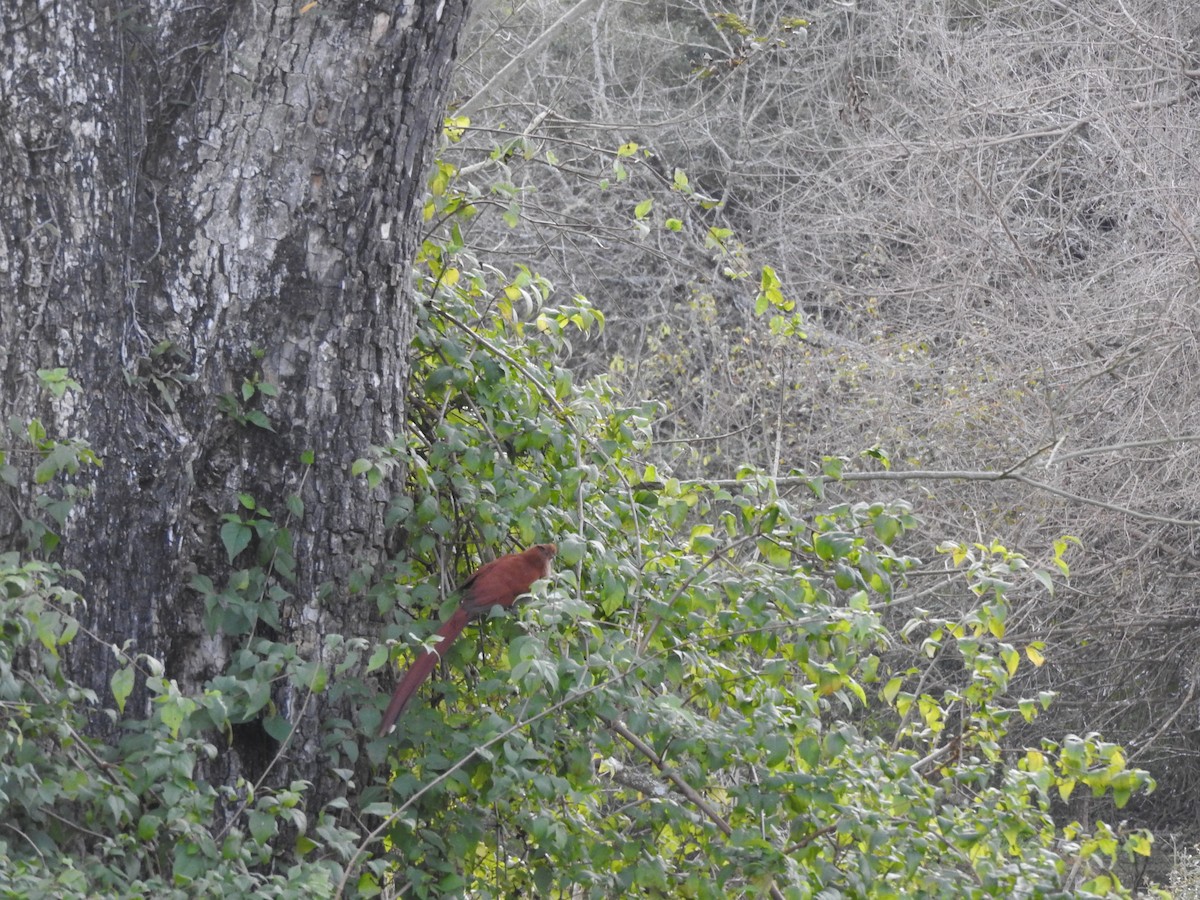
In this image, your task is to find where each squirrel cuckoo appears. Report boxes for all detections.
[378,543,557,735]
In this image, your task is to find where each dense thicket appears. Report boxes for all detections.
[445,0,1200,861]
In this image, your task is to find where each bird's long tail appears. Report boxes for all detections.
[378,608,470,735]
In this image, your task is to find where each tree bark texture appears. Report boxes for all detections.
[0,0,467,797]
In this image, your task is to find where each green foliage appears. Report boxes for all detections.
[757,264,806,338]
[0,374,101,555]
[217,351,278,432]
[0,391,349,897]
[36,367,82,398]
[0,553,349,898]
[339,223,1157,895]
[0,273,1160,897]
[696,11,809,78]
[0,179,1162,900]
[189,486,303,638]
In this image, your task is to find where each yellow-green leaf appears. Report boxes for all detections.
[882,676,903,704]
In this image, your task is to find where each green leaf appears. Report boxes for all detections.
[249,810,276,845]
[264,715,293,742]
[1018,697,1037,722]
[33,458,58,485]
[159,696,186,738]
[599,570,626,616]
[295,659,328,692]
[688,524,717,553]
[821,456,845,479]
[111,664,135,713]
[503,201,521,228]
[367,643,391,672]
[1127,831,1153,856]
[137,814,161,841]
[1000,646,1019,676]
[220,521,253,563]
[797,736,821,768]
[873,514,901,544]
[882,676,903,704]
[812,531,854,560]
[557,537,587,567]
[243,409,275,431]
[756,538,792,567]
[763,734,790,767]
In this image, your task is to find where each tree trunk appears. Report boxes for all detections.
[0,0,468,803]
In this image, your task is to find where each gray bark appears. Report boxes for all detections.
[0,0,467,801]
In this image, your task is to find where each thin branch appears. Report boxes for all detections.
[606,717,788,900]
[698,469,1200,527]
[1127,672,1196,765]
[653,423,757,445]
[606,719,734,835]
[965,168,1039,277]
[1050,433,1200,464]
[456,0,604,119]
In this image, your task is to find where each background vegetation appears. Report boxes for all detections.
[445,0,1200,867]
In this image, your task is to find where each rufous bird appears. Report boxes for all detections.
[378,543,558,735]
